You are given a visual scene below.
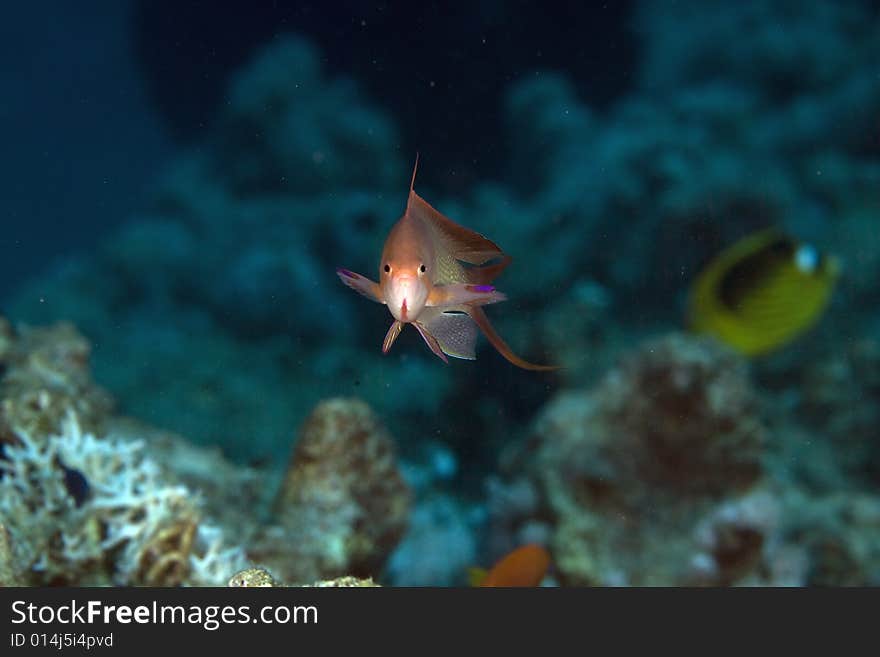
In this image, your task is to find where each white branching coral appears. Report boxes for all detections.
[0,413,246,585]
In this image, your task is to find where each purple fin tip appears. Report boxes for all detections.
[470,284,495,292]
[337,268,356,279]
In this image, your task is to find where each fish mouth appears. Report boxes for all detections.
[400,298,408,322]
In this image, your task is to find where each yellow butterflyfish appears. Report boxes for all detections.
[688,228,840,356]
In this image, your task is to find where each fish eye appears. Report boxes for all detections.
[795,244,818,273]
[384,264,391,273]
[419,264,426,273]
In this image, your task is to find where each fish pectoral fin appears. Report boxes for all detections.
[382,320,404,354]
[337,268,385,303]
[427,283,507,308]
[413,320,450,364]
[418,307,478,360]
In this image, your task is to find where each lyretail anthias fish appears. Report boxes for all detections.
[336,157,556,371]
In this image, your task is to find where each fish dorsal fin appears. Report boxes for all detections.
[404,157,508,284]
[410,152,419,193]
[407,190,506,266]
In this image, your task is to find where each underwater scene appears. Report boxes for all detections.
[1,0,879,587]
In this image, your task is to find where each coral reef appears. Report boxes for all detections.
[0,414,247,586]
[0,522,22,586]
[248,398,410,584]
[529,333,778,585]
[227,566,379,587]
[539,334,764,501]
[227,567,278,587]
[117,419,268,542]
[304,576,379,588]
[798,339,880,484]
[684,488,807,586]
[0,317,241,585]
[0,317,411,587]
[0,318,113,444]
[783,491,880,586]
[495,331,880,585]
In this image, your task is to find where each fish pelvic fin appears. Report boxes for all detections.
[383,320,404,354]
[467,306,559,371]
[413,320,449,364]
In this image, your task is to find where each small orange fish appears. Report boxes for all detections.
[470,544,551,587]
[337,156,556,370]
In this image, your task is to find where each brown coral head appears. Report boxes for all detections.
[273,397,411,579]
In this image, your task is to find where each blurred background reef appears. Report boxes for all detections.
[1,0,878,586]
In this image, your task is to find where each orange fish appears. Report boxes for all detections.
[470,544,552,587]
[336,156,556,370]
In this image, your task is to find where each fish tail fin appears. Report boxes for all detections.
[467,306,559,371]
[410,152,420,192]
